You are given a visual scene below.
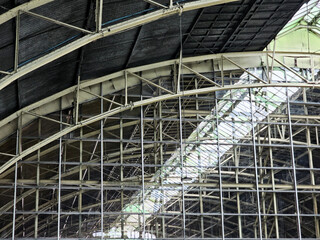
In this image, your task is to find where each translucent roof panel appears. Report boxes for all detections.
[280,0,320,34]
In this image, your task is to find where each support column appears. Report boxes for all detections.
[258,124,268,238]
[159,100,166,239]
[303,88,319,238]
[12,114,22,240]
[100,83,104,239]
[35,118,41,238]
[78,127,83,237]
[95,0,103,32]
[140,92,146,238]
[215,94,225,240]
[267,115,279,239]
[120,117,124,238]
[57,100,62,240]
[249,88,263,240]
[195,79,205,239]
[14,12,20,72]
[285,75,302,239]
[178,93,186,239]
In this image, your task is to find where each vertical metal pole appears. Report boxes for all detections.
[231,86,242,238]
[124,71,128,106]
[78,127,83,237]
[153,106,158,173]
[176,32,186,235]
[303,88,319,237]
[120,117,124,238]
[140,90,146,238]
[178,95,186,239]
[249,88,263,240]
[311,56,315,83]
[285,74,302,239]
[266,52,270,83]
[58,99,62,240]
[96,0,103,32]
[195,79,204,239]
[63,141,67,176]
[177,14,183,94]
[177,62,181,93]
[159,100,165,239]
[215,94,225,240]
[75,76,80,125]
[258,125,267,238]
[177,13,186,231]
[35,118,41,238]
[316,126,319,146]
[221,56,224,87]
[269,40,276,82]
[267,115,279,239]
[12,114,21,240]
[100,83,104,239]
[234,146,242,238]
[170,0,173,8]
[14,12,20,72]
[154,79,161,238]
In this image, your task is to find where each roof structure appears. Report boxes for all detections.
[0,0,306,119]
[1,1,320,240]
[279,0,320,35]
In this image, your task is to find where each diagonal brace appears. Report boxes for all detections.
[182,63,221,87]
[143,0,168,8]
[267,54,309,83]
[0,70,13,75]
[22,10,94,34]
[23,111,72,127]
[127,71,174,94]
[80,88,123,107]
[223,56,267,84]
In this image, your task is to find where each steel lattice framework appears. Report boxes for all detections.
[0,0,238,91]
[0,51,319,239]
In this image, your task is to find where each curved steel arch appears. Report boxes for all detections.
[0,0,238,91]
[1,58,320,238]
[0,51,318,144]
[0,82,318,175]
[0,0,55,25]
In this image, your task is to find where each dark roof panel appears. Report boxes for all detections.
[0,0,306,119]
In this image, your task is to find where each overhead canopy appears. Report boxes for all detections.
[0,0,306,120]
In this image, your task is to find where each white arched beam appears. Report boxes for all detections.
[0,82,317,175]
[0,0,55,25]
[0,0,238,91]
[0,51,318,144]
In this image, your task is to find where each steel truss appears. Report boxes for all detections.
[0,0,238,91]
[0,51,320,239]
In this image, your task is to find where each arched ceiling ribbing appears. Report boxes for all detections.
[0,0,307,120]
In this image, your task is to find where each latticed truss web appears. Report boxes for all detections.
[106,72,301,238]
[0,53,320,239]
[0,0,320,239]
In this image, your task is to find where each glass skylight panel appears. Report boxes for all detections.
[280,0,319,33]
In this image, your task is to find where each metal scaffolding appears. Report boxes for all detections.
[0,51,320,239]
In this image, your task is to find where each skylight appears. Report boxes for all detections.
[280,0,320,35]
